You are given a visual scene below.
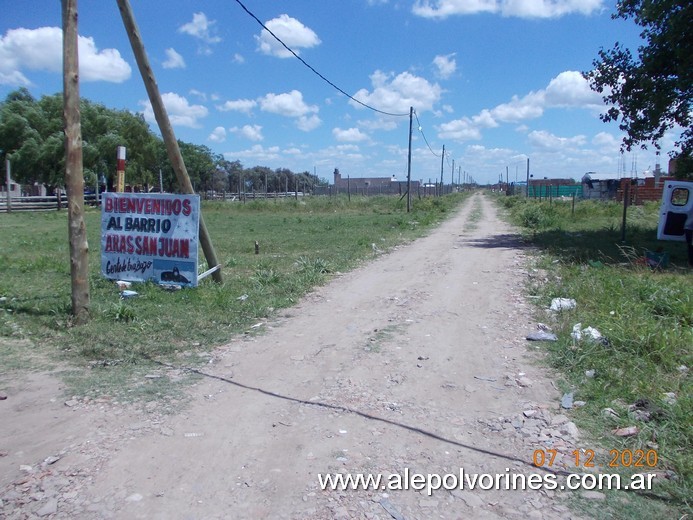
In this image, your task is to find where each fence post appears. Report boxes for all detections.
[621,182,630,242]
[4,156,10,213]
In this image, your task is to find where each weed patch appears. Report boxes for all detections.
[497,194,692,516]
[0,193,470,400]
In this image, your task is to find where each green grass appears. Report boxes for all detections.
[495,194,692,518]
[0,193,469,399]
[496,196,682,266]
[363,324,404,353]
[464,195,483,232]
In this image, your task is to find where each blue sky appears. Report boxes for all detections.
[0,0,679,185]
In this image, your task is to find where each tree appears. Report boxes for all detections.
[584,0,692,176]
[215,158,243,192]
[178,142,215,193]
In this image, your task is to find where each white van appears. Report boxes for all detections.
[657,180,693,241]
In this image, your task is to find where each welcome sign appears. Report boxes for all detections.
[101,193,200,287]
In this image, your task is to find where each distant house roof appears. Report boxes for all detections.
[582,172,622,181]
[582,171,654,182]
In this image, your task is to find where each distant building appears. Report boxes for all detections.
[582,171,657,200]
[1,175,21,198]
[668,157,679,177]
[581,172,623,200]
[332,168,419,194]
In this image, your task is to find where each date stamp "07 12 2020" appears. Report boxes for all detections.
[532,449,658,469]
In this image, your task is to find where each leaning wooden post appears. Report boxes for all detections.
[117,0,222,282]
[62,0,90,323]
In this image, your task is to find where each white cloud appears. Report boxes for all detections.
[433,53,457,79]
[179,12,221,44]
[333,127,370,142]
[256,14,321,58]
[413,0,498,18]
[437,118,483,141]
[437,70,605,145]
[231,124,264,141]
[491,91,545,122]
[297,114,322,131]
[358,118,398,132]
[140,92,208,128]
[78,39,132,83]
[258,90,315,117]
[544,70,603,107]
[224,144,281,163]
[472,109,498,128]
[232,53,245,64]
[256,90,321,131]
[486,70,602,124]
[528,130,586,150]
[208,126,226,143]
[503,0,604,18]
[412,0,603,19]
[216,98,257,114]
[351,70,442,115]
[0,26,131,86]
[189,89,207,101]
[259,91,316,117]
[592,131,618,150]
[163,48,185,69]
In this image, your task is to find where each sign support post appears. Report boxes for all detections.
[116,146,126,192]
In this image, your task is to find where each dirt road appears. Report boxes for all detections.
[1,194,584,519]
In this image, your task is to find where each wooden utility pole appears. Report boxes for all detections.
[451,159,454,192]
[117,0,222,282]
[406,107,413,212]
[439,144,445,197]
[62,0,90,323]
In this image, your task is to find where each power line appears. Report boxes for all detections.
[445,151,454,169]
[413,110,439,157]
[231,0,409,118]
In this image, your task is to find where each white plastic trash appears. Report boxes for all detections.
[571,323,603,342]
[550,298,576,311]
